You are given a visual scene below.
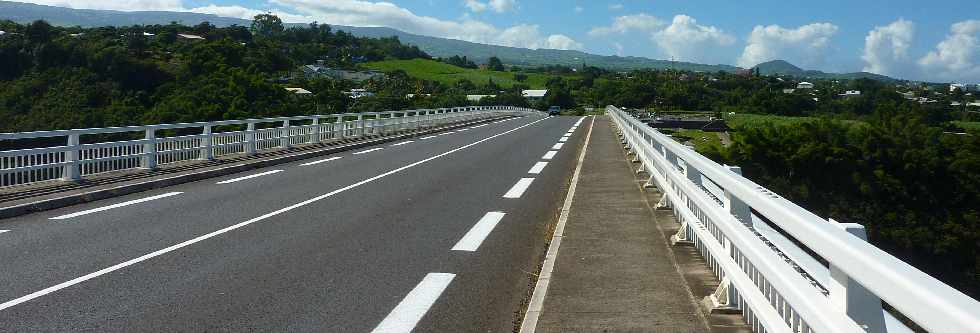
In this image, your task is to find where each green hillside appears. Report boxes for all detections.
[362,59,556,89]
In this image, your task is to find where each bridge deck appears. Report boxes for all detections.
[532,117,746,332]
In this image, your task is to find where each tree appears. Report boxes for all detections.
[251,13,284,37]
[487,56,505,71]
[25,20,54,44]
[513,73,528,82]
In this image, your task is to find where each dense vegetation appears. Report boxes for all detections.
[0,16,507,133]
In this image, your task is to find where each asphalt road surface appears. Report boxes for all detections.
[0,114,591,332]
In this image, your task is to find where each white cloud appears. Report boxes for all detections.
[612,42,624,56]
[588,13,663,37]
[652,15,735,63]
[271,0,581,50]
[608,3,623,10]
[574,6,583,13]
[861,19,915,76]
[463,0,515,13]
[11,0,182,11]
[738,23,839,68]
[918,20,980,82]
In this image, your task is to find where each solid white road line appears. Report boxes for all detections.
[558,137,568,142]
[420,135,438,140]
[391,141,415,147]
[503,178,535,198]
[472,124,488,128]
[520,116,596,333]
[451,212,507,252]
[49,192,184,220]
[300,156,343,166]
[216,170,284,184]
[0,117,550,313]
[552,143,564,150]
[528,162,548,174]
[372,273,456,333]
[542,151,558,160]
[0,230,9,234]
[353,148,384,155]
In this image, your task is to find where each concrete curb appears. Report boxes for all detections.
[0,117,508,220]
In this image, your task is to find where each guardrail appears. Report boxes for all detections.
[607,106,979,333]
[1,106,535,188]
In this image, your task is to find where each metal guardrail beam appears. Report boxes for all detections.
[1,106,536,188]
[607,105,980,333]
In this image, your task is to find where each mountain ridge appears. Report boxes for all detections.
[0,1,898,81]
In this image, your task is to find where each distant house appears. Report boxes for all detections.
[467,95,495,102]
[142,32,155,37]
[177,34,205,41]
[797,82,815,89]
[301,65,384,82]
[900,91,916,100]
[522,89,548,101]
[345,89,375,99]
[285,87,313,95]
[782,89,796,94]
[950,83,979,93]
[839,90,861,99]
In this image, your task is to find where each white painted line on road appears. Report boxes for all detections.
[420,135,438,140]
[558,137,568,142]
[0,230,9,234]
[451,212,506,252]
[391,141,414,147]
[216,170,284,184]
[542,151,558,160]
[301,156,343,166]
[437,132,453,136]
[49,192,184,220]
[552,143,564,150]
[503,178,535,199]
[520,116,596,333]
[372,273,455,333]
[353,148,384,155]
[0,117,550,313]
[528,162,548,174]
[472,124,488,128]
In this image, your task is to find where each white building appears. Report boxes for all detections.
[177,34,205,41]
[839,90,861,99]
[796,82,815,89]
[950,83,979,93]
[345,89,375,99]
[522,89,548,100]
[284,87,312,95]
[466,95,495,102]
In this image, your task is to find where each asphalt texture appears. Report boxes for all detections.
[0,114,589,332]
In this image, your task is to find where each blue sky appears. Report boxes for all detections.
[15,0,980,82]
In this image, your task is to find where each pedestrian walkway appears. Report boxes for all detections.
[530,116,740,332]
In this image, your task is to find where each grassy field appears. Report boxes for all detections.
[954,121,980,131]
[663,129,725,152]
[362,59,558,89]
[724,114,820,129]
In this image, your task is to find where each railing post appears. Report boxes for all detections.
[281,119,291,149]
[245,122,257,155]
[142,128,157,170]
[312,117,321,143]
[724,165,752,226]
[336,115,345,139]
[200,125,214,161]
[62,133,81,181]
[828,220,886,333]
[357,114,364,137]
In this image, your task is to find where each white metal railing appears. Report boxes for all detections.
[607,106,980,333]
[1,106,536,188]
